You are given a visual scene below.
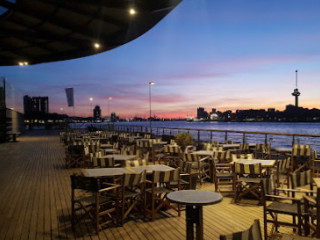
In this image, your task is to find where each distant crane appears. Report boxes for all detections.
[291,70,300,107]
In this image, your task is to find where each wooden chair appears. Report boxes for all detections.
[173,161,197,190]
[66,145,85,168]
[303,187,320,238]
[183,153,210,185]
[276,157,292,189]
[255,143,271,159]
[212,161,235,193]
[71,174,119,233]
[263,170,313,236]
[164,145,183,168]
[213,150,231,163]
[261,178,306,239]
[119,171,146,225]
[234,162,264,204]
[289,169,314,198]
[220,219,262,240]
[290,145,312,170]
[145,169,181,221]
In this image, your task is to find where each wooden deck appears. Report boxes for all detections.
[0,131,294,240]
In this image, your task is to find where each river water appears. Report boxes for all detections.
[73,121,320,152]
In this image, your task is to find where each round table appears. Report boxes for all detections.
[167,190,223,240]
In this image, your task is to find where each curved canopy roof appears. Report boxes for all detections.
[0,0,182,66]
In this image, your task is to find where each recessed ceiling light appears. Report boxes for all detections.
[129,8,136,15]
[93,43,100,49]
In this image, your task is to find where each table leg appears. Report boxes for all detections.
[186,206,194,240]
[186,205,203,240]
[195,206,203,240]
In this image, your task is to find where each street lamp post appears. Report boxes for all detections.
[89,97,93,121]
[108,97,112,121]
[149,81,155,133]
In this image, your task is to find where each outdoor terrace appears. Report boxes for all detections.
[0,130,298,239]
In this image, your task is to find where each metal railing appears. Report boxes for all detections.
[107,124,320,152]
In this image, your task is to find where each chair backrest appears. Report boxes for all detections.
[71,175,99,192]
[292,145,312,157]
[125,153,149,167]
[203,143,212,151]
[239,143,249,151]
[261,174,276,195]
[121,145,135,155]
[231,153,253,161]
[122,171,146,187]
[277,158,291,173]
[92,157,115,168]
[234,162,262,175]
[183,153,198,162]
[144,134,151,139]
[164,145,181,154]
[220,219,262,240]
[152,169,180,183]
[179,161,192,174]
[213,151,231,162]
[291,169,312,188]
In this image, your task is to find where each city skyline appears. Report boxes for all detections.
[1,0,320,118]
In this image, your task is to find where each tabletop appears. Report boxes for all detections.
[232,159,276,168]
[131,164,174,173]
[100,143,113,148]
[167,190,223,206]
[81,164,174,177]
[192,150,215,156]
[100,154,136,161]
[274,147,292,153]
[81,168,133,177]
[153,141,168,145]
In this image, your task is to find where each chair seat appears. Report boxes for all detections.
[216,172,233,178]
[146,187,173,195]
[267,202,304,215]
[170,179,189,186]
[123,190,141,199]
[191,162,209,169]
[77,194,114,205]
[239,177,262,183]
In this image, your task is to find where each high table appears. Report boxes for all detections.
[167,190,223,240]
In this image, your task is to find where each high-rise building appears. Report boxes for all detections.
[197,107,208,119]
[23,95,49,118]
[93,105,101,119]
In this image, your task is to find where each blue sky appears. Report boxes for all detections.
[2,0,320,118]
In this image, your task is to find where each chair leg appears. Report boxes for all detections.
[263,211,268,240]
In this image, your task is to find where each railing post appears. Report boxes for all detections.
[210,131,213,142]
[292,136,295,146]
[264,134,268,145]
[243,133,246,144]
[225,132,228,143]
[197,130,200,145]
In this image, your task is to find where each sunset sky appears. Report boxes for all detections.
[1,0,320,118]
